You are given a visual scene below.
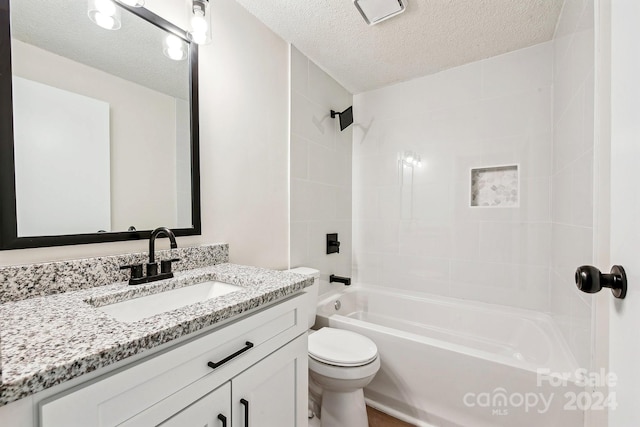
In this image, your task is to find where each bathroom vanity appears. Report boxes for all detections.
[0,244,311,426]
[41,294,308,426]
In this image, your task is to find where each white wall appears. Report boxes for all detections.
[0,0,290,269]
[608,0,640,425]
[550,0,595,370]
[289,46,353,294]
[12,77,111,236]
[11,39,178,233]
[352,42,553,311]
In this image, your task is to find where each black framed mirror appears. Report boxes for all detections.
[0,0,201,249]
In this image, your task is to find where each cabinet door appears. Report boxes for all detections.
[121,382,231,427]
[231,335,308,427]
[160,382,230,427]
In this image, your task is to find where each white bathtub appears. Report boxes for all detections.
[314,286,584,427]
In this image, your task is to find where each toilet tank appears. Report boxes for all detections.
[287,267,319,329]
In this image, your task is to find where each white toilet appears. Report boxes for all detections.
[288,267,380,427]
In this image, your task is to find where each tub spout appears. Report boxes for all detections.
[330,274,351,286]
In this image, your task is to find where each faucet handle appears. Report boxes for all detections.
[120,264,144,280]
[161,258,181,274]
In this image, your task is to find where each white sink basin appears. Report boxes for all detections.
[97,281,242,323]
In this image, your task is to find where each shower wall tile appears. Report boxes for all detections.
[291,180,337,222]
[519,177,552,222]
[551,223,593,290]
[352,188,378,220]
[555,0,590,38]
[308,59,351,111]
[290,92,335,149]
[290,135,309,179]
[451,221,481,260]
[353,61,482,126]
[378,186,402,220]
[518,132,553,179]
[551,0,595,370]
[478,222,551,266]
[290,45,309,97]
[477,88,552,140]
[353,41,554,313]
[309,141,351,186]
[289,46,353,294]
[481,42,553,98]
[380,254,451,295]
[353,220,400,254]
[290,221,309,268]
[335,187,353,221]
[353,152,400,188]
[398,222,453,259]
[352,251,382,285]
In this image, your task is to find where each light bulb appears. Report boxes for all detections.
[191,15,209,33]
[166,34,183,49]
[96,0,117,16]
[167,47,185,60]
[189,31,207,44]
[163,34,187,61]
[88,0,121,30]
[95,11,116,29]
[187,0,211,45]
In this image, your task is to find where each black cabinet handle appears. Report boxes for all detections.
[207,341,254,370]
[217,414,227,427]
[575,265,627,299]
[240,399,249,427]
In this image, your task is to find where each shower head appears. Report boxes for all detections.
[330,106,353,131]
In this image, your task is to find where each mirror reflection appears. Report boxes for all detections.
[9,0,193,237]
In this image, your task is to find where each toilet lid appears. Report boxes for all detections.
[308,328,378,367]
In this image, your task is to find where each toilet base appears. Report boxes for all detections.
[320,388,368,427]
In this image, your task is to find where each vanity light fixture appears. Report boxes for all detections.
[118,0,145,7]
[186,0,212,45]
[88,0,122,30]
[402,151,422,168]
[163,34,187,61]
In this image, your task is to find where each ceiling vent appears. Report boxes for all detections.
[353,0,406,26]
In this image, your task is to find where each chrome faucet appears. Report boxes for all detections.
[120,227,180,285]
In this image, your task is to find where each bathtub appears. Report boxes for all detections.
[314,286,584,427]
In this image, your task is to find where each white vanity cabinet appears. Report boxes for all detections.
[157,382,231,427]
[39,294,308,427]
[231,335,307,427]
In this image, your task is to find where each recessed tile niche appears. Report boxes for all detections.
[470,165,519,207]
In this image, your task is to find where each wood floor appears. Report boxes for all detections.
[367,406,415,427]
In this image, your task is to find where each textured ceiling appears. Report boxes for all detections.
[10,0,189,100]
[233,0,564,94]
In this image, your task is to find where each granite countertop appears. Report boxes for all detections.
[0,263,312,407]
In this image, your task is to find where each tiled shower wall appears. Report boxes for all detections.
[550,0,595,369]
[352,42,554,312]
[289,47,353,295]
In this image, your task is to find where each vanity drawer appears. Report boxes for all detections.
[40,293,307,427]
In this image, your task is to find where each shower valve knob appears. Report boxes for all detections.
[575,265,627,299]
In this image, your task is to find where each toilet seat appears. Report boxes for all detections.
[309,327,378,367]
